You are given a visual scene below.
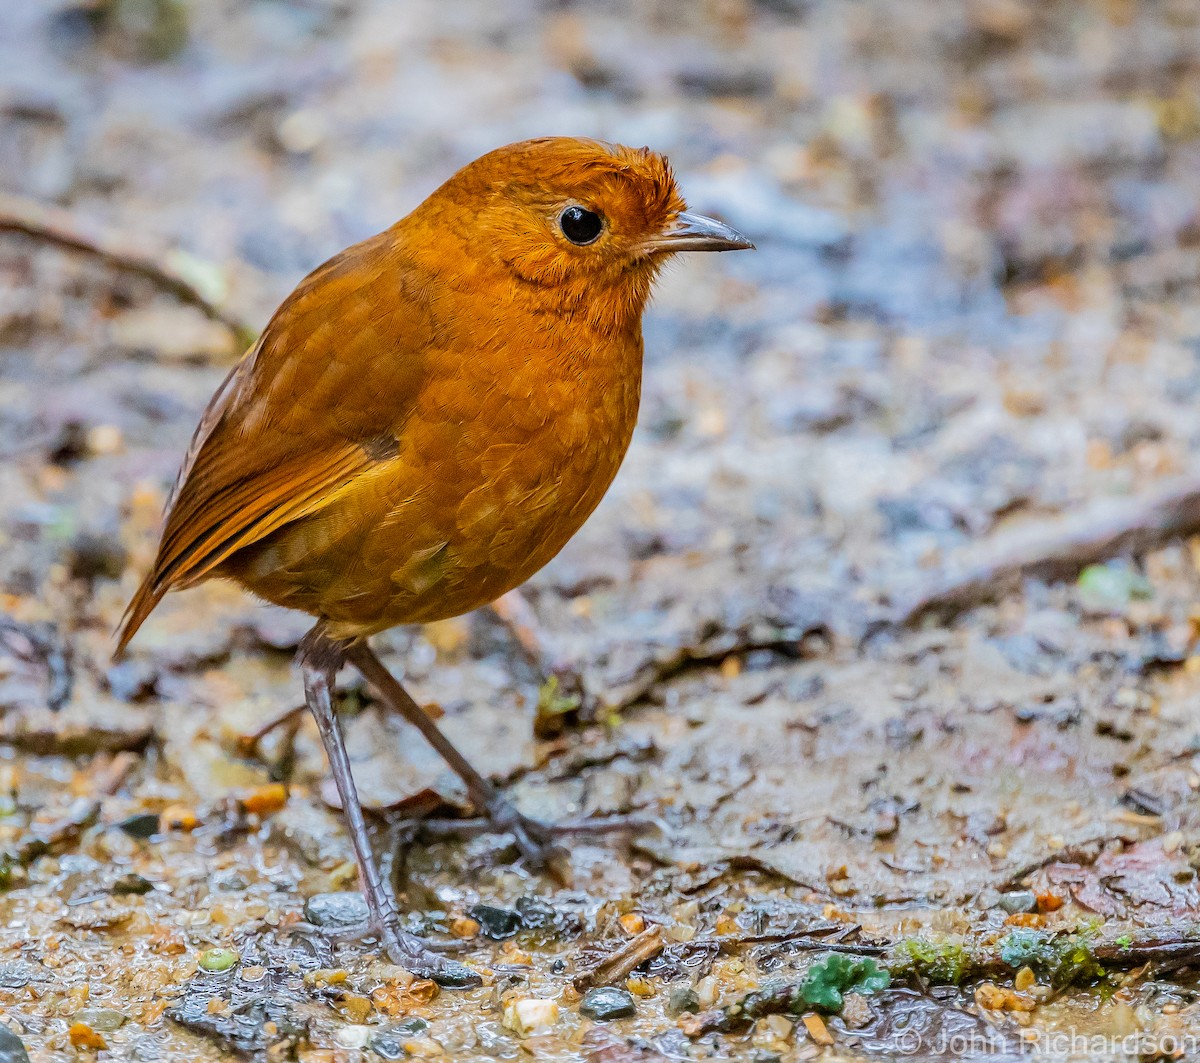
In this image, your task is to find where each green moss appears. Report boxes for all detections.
[718,955,890,1029]
[890,936,971,985]
[536,675,582,718]
[997,926,1106,987]
[800,954,889,1012]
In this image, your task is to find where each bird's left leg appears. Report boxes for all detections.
[346,641,647,872]
[297,625,478,987]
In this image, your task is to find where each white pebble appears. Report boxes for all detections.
[502,998,559,1035]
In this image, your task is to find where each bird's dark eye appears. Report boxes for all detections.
[559,205,603,245]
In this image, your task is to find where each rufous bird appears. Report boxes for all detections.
[117,137,752,984]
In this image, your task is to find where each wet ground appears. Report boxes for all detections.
[3,0,1200,1059]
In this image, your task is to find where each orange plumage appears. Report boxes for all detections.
[117,138,753,650]
[114,138,751,981]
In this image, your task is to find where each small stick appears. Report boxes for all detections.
[237,702,306,758]
[895,477,1200,627]
[0,191,255,347]
[93,750,141,796]
[574,926,665,990]
[488,591,551,667]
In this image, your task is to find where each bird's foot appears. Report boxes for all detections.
[382,931,480,988]
[289,919,479,988]
[482,794,569,871]
[417,798,656,873]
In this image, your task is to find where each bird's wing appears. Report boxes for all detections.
[115,230,433,653]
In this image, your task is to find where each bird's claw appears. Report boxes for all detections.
[397,951,481,989]
[288,920,480,988]
[415,799,658,879]
[375,924,480,987]
[481,796,568,871]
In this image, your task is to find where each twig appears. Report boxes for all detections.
[1091,937,1200,967]
[894,477,1200,627]
[732,934,886,958]
[237,701,306,759]
[0,191,255,348]
[0,724,152,758]
[415,811,656,840]
[488,591,554,668]
[574,926,665,990]
[90,750,142,797]
[605,623,832,713]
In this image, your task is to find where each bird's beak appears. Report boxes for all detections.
[644,211,755,253]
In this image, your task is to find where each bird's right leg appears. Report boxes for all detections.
[298,625,479,988]
[345,641,563,867]
[346,642,650,874]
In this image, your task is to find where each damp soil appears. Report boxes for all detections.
[3,0,1200,1060]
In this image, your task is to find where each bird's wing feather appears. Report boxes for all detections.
[116,230,433,653]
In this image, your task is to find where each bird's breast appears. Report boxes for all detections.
[231,327,645,634]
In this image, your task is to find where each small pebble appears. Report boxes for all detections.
[368,1031,406,1061]
[111,873,154,896]
[667,987,700,1016]
[619,912,646,935]
[449,916,481,938]
[239,784,288,817]
[997,891,1037,914]
[802,1013,833,1046]
[580,987,636,1021]
[759,1014,793,1041]
[514,895,558,930]
[198,948,238,973]
[0,1025,29,1063]
[160,805,198,832]
[68,1024,106,1051]
[304,891,369,929]
[502,998,559,1035]
[0,963,38,990]
[335,993,372,1024]
[975,981,1035,1012]
[334,1025,372,1049]
[116,813,161,839]
[469,903,522,939]
[304,968,348,987]
[87,424,123,455]
[369,1018,431,1059]
[72,1009,126,1032]
[715,913,739,935]
[841,992,874,1029]
[1035,891,1064,913]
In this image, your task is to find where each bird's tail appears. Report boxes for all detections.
[112,574,165,661]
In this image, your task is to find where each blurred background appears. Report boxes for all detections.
[3,1,1200,1060]
[4,0,1200,622]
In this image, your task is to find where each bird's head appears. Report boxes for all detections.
[414,137,753,331]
